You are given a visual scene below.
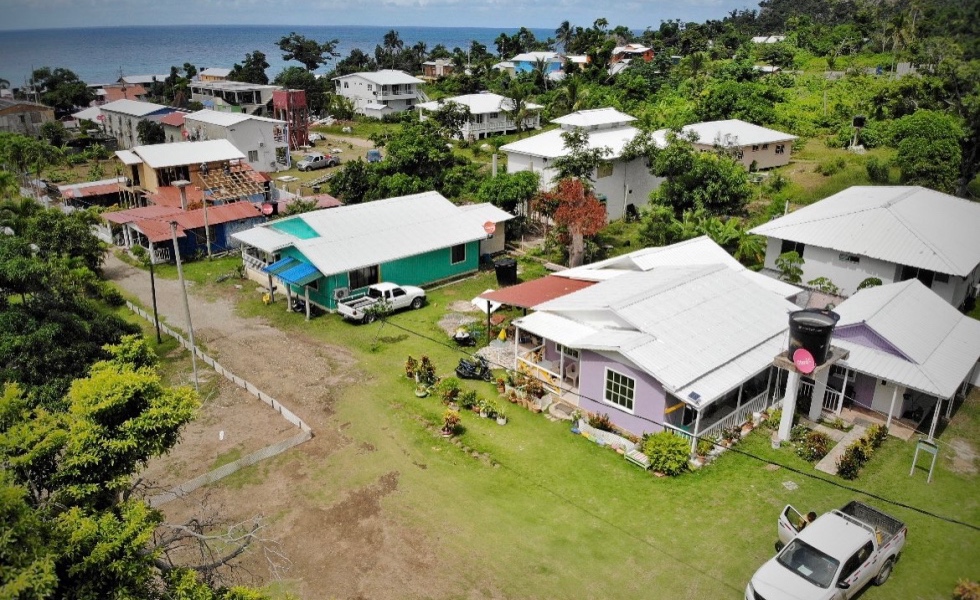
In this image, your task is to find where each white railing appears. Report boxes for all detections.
[800,381,843,415]
[243,254,266,272]
[151,246,171,264]
[698,390,771,440]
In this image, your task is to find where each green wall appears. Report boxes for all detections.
[277,241,481,310]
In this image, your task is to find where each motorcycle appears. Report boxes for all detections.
[455,355,493,381]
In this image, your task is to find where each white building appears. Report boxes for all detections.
[416,93,542,140]
[750,186,980,308]
[188,81,280,116]
[500,108,664,222]
[332,70,426,118]
[99,99,176,149]
[182,109,290,172]
[675,119,797,170]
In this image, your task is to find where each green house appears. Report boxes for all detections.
[233,191,513,312]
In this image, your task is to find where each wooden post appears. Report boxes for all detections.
[305,287,311,321]
[170,221,199,393]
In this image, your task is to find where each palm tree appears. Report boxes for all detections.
[555,21,574,53]
[531,57,551,91]
[505,81,534,136]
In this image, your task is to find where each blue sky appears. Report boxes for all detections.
[3,0,758,31]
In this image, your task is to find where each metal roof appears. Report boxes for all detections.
[333,70,423,85]
[680,119,797,147]
[832,279,980,397]
[513,311,598,346]
[158,112,187,127]
[71,106,103,121]
[751,186,980,275]
[480,275,595,309]
[199,67,232,77]
[416,93,543,115]
[501,124,645,160]
[278,262,322,287]
[185,109,285,127]
[552,108,636,128]
[234,193,513,275]
[262,257,298,274]
[130,139,245,169]
[58,177,127,198]
[231,227,295,253]
[510,52,563,63]
[100,98,171,117]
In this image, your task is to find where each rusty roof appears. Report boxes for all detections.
[480,275,595,309]
[158,111,186,127]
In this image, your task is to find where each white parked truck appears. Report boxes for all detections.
[337,282,425,323]
[747,501,906,600]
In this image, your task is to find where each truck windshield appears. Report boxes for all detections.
[776,539,840,589]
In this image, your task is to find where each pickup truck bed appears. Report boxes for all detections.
[836,501,904,547]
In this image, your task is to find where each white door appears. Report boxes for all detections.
[778,505,805,546]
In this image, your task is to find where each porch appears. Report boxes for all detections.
[663,388,775,451]
[513,338,580,401]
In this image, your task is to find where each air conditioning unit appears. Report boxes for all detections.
[333,287,350,300]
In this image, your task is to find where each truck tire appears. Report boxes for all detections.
[365,313,376,324]
[874,557,895,586]
[411,297,423,310]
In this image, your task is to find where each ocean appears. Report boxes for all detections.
[0,24,554,87]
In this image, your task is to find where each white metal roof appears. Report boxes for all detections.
[119,74,169,85]
[555,236,801,300]
[416,93,543,115]
[230,227,295,253]
[750,186,980,276]
[681,119,797,147]
[501,124,643,160]
[511,52,563,63]
[199,67,231,77]
[832,279,980,397]
[72,106,103,121]
[537,265,798,404]
[513,311,598,347]
[131,139,245,169]
[238,193,513,276]
[114,150,142,165]
[333,70,423,85]
[456,202,518,224]
[185,109,285,127]
[553,107,636,129]
[100,99,170,117]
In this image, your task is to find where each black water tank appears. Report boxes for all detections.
[494,258,518,286]
[788,309,840,366]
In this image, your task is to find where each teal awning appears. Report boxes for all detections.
[279,262,322,287]
[262,257,298,275]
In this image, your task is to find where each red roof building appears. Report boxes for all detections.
[481,275,595,309]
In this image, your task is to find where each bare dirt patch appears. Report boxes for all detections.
[947,438,977,475]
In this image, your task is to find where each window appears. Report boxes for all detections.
[450,243,466,265]
[838,253,860,264]
[934,273,950,284]
[392,287,405,298]
[489,112,498,119]
[248,150,259,162]
[780,239,805,256]
[556,344,579,359]
[597,162,613,179]
[775,144,786,154]
[752,144,759,152]
[348,265,379,290]
[367,84,373,91]
[839,542,874,582]
[604,369,635,412]
[474,114,484,124]
[762,143,769,150]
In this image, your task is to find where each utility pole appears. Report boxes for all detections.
[170,221,199,392]
[148,255,162,343]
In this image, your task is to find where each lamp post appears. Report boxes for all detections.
[170,220,199,392]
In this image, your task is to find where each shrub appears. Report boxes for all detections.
[866,156,891,183]
[953,580,980,600]
[866,424,889,448]
[764,409,783,430]
[435,377,461,404]
[817,157,847,176]
[721,426,741,444]
[790,424,811,443]
[642,432,691,476]
[588,413,614,432]
[98,282,125,306]
[796,431,832,462]
[458,389,479,410]
[442,409,461,434]
[696,437,714,457]
[837,445,862,480]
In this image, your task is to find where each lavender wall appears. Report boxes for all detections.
[835,325,906,359]
[578,350,666,436]
[851,372,877,408]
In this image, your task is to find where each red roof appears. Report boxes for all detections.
[103,202,260,243]
[303,193,342,208]
[133,218,182,243]
[158,112,186,127]
[60,181,124,199]
[481,275,594,309]
[172,201,261,230]
[103,84,147,102]
[102,205,183,225]
[147,185,206,208]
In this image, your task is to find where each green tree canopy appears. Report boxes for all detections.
[476,171,540,214]
[889,109,963,193]
[228,51,270,85]
[29,67,93,113]
[278,32,340,71]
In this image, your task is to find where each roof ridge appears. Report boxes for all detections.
[884,187,959,272]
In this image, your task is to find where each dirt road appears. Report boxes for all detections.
[104,254,445,598]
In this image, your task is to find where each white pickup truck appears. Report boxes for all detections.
[337,282,425,323]
[747,501,906,600]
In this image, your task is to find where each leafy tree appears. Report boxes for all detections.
[40,120,67,147]
[889,109,963,193]
[429,100,472,139]
[476,171,540,214]
[137,119,166,146]
[776,250,804,283]
[541,178,607,266]
[29,67,93,113]
[696,79,782,124]
[551,127,612,184]
[228,51,270,85]
[277,32,339,71]
[333,48,378,77]
[273,66,327,115]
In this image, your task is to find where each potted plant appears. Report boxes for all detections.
[495,377,506,394]
[458,389,479,411]
[405,356,418,379]
[479,398,490,418]
[496,410,507,425]
[442,409,461,437]
[414,382,429,398]
[417,355,437,385]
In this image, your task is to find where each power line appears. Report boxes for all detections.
[376,316,980,533]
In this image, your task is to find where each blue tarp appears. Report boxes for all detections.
[278,262,321,287]
[261,257,298,275]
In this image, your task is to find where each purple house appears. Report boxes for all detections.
[511,262,800,448]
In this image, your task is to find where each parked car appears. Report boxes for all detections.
[366,149,383,163]
[337,282,425,323]
[747,501,907,600]
[296,153,339,171]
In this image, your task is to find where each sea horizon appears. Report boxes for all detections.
[0,24,555,87]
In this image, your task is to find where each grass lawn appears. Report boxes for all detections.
[191,266,980,599]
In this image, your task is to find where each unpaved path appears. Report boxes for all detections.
[105,254,445,599]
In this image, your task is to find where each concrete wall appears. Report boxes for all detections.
[0,104,55,137]
[694,141,792,170]
[184,117,288,172]
[577,350,666,436]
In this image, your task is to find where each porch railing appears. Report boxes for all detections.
[664,423,695,448]
[698,390,771,440]
[800,381,843,415]
[516,351,561,395]
[242,253,267,272]
[151,246,171,264]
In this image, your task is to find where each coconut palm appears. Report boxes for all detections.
[555,21,574,53]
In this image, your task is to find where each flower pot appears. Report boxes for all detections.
[414,388,428,398]
[479,410,488,418]
[496,416,507,425]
